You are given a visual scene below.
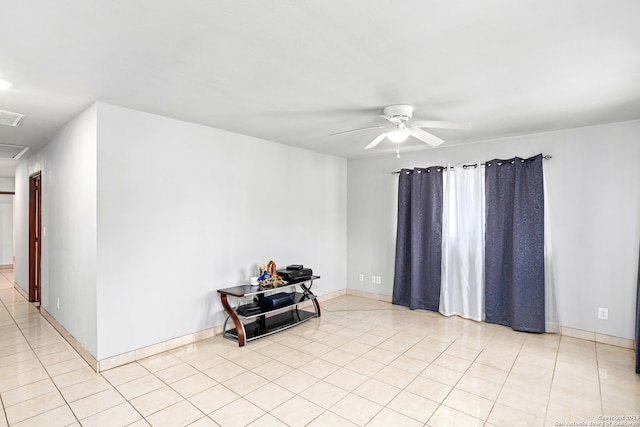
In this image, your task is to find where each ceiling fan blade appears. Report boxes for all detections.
[365,133,387,149]
[330,125,385,136]
[410,127,444,146]
[413,120,472,130]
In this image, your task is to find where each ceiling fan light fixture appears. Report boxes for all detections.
[386,128,410,143]
[329,104,470,152]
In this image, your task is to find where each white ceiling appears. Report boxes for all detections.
[0,0,639,176]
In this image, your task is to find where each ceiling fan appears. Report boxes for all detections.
[330,104,472,151]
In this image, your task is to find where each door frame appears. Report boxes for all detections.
[29,171,42,303]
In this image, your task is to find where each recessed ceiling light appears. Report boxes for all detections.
[0,79,14,90]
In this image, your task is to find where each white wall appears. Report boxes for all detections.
[14,164,28,286]
[14,104,98,357]
[0,177,15,192]
[0,178,14,266]
[0,195,13,265]
[348,120,640,340]
[96,103,347,360]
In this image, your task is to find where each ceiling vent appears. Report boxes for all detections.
[0,110,26,127]
[0,143,29,160]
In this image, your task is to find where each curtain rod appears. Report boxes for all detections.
[391,154,552,175]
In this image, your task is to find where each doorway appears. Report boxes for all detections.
[29,172,42,305]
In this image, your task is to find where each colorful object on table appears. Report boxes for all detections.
[258,260,288,289]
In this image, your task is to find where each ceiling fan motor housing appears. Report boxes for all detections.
[383,104,414,122]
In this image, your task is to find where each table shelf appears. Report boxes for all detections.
[235,292,316,319]
[217,276,321,346]
[224,310,317,342]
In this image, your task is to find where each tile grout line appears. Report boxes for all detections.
[594,342,605,416]
[0,273,150,426]
[435,325,511,427]
[0,286,13,426]
[334,313,428,425]
[0,369,8,426]
[2,288,631,426]
[419,323,473,426]
[168,312,564,423]
[325,313,488,425]
[489,334,531,425]
[106,347,251,424]
[543,334,563,423]
[252,315,473,426]
[0,272,129,425]
[0,294,535,426]
[91,361,154,425]
[0,287,81,426]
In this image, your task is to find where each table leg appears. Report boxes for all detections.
[220,294,246,346]
[300,282,321,317]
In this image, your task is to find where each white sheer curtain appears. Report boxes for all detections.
[439,164,485,322]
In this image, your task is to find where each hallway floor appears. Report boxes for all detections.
[1,269,638,426]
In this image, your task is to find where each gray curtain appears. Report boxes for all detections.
[393,167,444,311]
[484,154,545,333]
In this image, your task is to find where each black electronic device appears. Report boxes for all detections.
[287,264,304,270]
[262,292,294,309]
[277,267,313,282]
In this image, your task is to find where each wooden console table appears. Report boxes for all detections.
[217,276,320,346]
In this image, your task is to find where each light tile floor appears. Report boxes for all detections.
[1,268,639,426]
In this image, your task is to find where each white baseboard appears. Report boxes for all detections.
[98,289,349,371]
[97,292,636,371]
[32,287,639,372]
[346,288,392,302]
[344,290,636,350]
[561,326,635,350]
[97,324,225,372]
[41,308,98,372]
[14,282,29,300]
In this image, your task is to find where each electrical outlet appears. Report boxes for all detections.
[371,275,376,284]
[57,298,60,309]
[359,274,364,282]
[376,276,381,284]
[597,307,608,320]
